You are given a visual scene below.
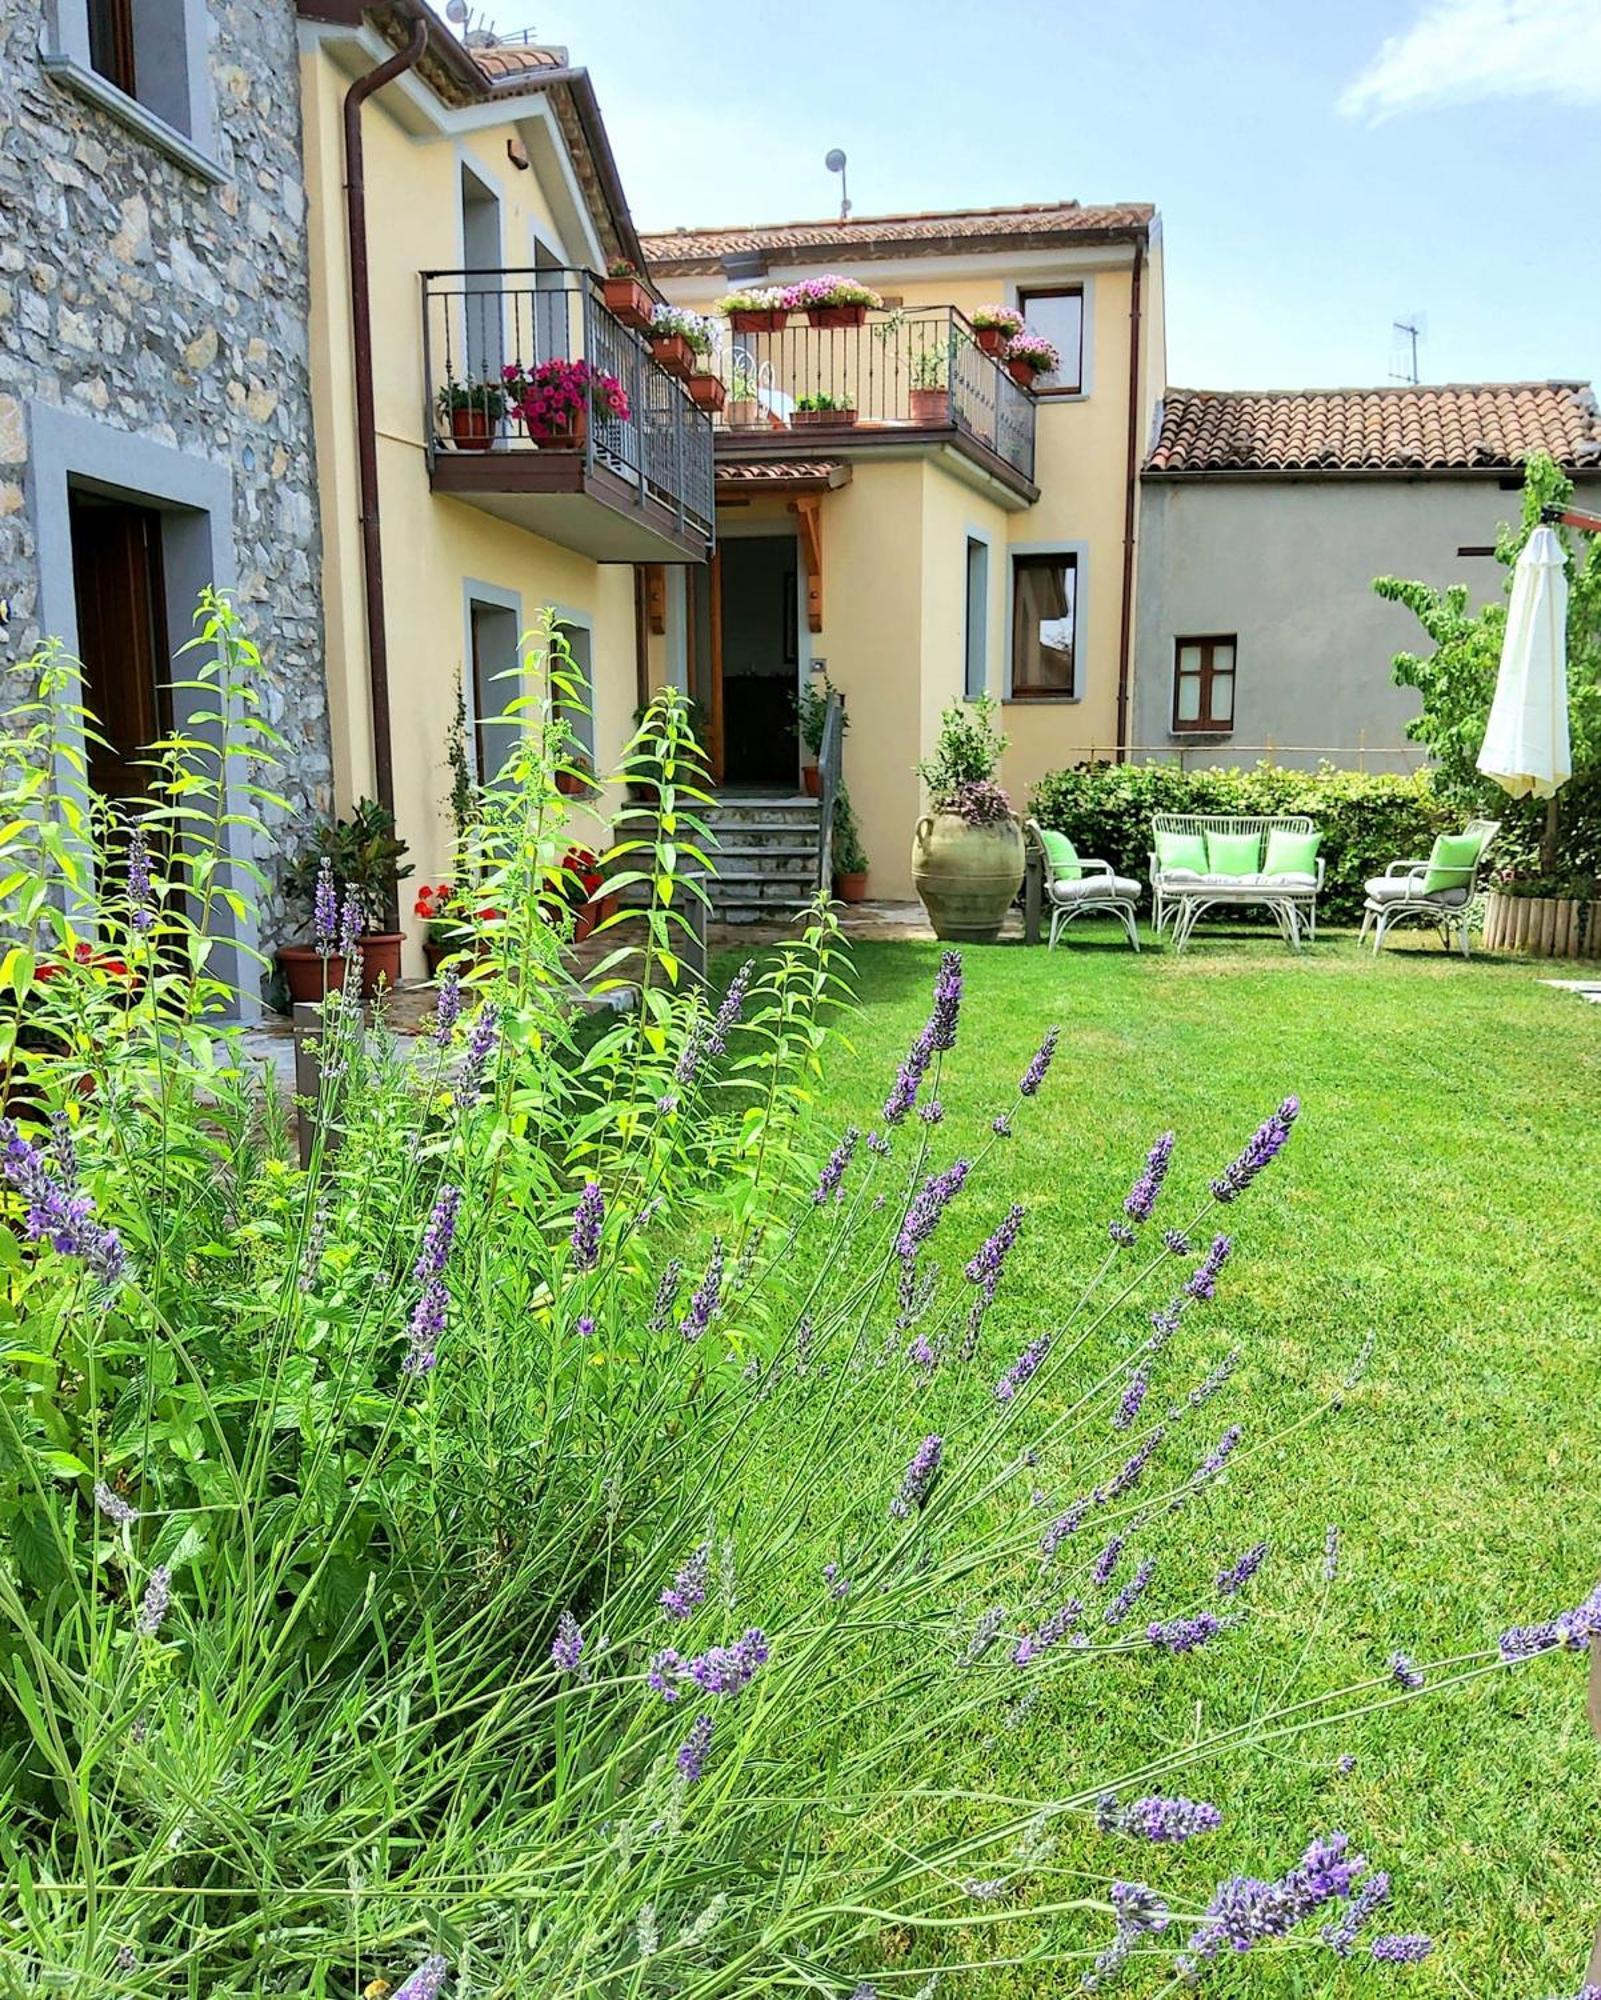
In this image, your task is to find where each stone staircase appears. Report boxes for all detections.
[700,793,822,925]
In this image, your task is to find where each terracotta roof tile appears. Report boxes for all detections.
[470,40,565,78]
[1145,383,1601,476]
[643,201,1153,273]
[715,458,851,489]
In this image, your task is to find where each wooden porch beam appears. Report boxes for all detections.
[789,494,824,633]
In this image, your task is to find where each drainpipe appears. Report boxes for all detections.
[1114,236,1145,762]
[342,13,427,835]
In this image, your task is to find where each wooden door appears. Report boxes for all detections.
[68,491,172,801]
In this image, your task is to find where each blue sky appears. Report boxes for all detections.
[479,0,1600,393]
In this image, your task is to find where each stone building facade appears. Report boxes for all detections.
[0,0,331,970]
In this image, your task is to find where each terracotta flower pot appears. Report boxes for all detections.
[806,304,868,329]
[908,387,948,425]
[649,332,694,380]
[833,870,868,903]
[728,308,789,334]
[277,944,350,1005]
[570,892,618,945]
[792,407,856,429]
[449,406,496,451]
[534,407,588,451]
[357,931,404,997]
[687,372,727,413]
[556,768,591,797]
[911,813,1025,943]
[974,326,1009,357]
[602,275,652,330]
[802,764,822,798]
[1007,357,1044,389]
[727,398,764,431]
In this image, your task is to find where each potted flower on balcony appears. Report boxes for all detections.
[505,358,630,449]
[648,304,713,381]
[687,366,726,414]
[1002,329,1060,388]
[792,392,856,430]
[911,696,1024,943]
[602,257,653,331]
[786,274,883,330]
[970,304,1024,358]
[436,374,507,451]
[726,355,765,431]
[717,284,792,335]
[831,785,869,902]
[908,345,949,425]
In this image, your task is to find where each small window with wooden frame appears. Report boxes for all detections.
[1015,287,1084,395]
[1172,635,1236,734]
[86,0,137,97]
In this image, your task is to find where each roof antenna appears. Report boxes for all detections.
[825,149,850,222]
[1390,313,1425,385]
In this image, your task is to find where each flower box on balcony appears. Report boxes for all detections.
[687,372,726,413]
[1002,331,1061,389]
[785,275,883,331]
[649,332,694,380]
[602,273,653,331]
[806,304,868,330]
[908,388,949,425]
[728,308,789,334]
[449,408,497,451]
[792,401,857,430]
[971,306,1024,359]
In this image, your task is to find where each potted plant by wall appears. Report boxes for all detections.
[556,845,616,943]
[414,881,469,977]
[601,257,653,331]
[285,799,414,997]
[505,358,630,450]
[792,392,856,430]
[907,344,950,425]
[717,284,792,335]
[436,375,507,451]
[1002,329,1060,388]
[970,304,1024,358]
[647,303,713,381]
[797,671,848,795]
[725,355,765,431]
[786,274,883,330]
[555,750,593,798]
[831,784,869,901]
[911,695,1024,942]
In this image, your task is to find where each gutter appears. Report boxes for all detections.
[1114,235,1144,761]
[342,9,428,839]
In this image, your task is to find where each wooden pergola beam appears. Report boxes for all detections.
[789,494,823,632]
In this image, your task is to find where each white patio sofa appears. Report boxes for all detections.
[1149,814,1324,953]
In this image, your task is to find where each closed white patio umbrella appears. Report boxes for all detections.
[1477,524,1570,798]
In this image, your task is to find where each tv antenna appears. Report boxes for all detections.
[1390,313,1426,385]
[825,148,850,222]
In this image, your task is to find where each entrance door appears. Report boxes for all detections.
[68,488,172,801]
[717,535,798,787]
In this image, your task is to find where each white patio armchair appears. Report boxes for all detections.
[1358,819,1500,957]
[1024,819,1142,951]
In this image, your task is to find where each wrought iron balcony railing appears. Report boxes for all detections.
[420,267,715,545]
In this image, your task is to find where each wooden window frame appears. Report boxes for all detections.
[1016,286,1084,396]
[86,0,137,98]
[1009,550,1079,702]
[1171,634,1237,734]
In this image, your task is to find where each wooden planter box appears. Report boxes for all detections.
[792,406,857,429]
[1481,890,1601,958]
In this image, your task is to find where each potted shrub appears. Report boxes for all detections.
[726,356,765,431]
[786,274,883,330]
[648,304,713,381]
[797,672,848,796]
[601,257,653,331]
[284,799,413,997]
[911,696,1024,942]
[718,284,791,335]
[908,345,949,425]
[792,392,856,430]
[505,358,630,450]
[557,845,616,944]
[1002,329,1061,388]
[436,375,507,451]
[831,785,869,902]
[970,304,1024,358]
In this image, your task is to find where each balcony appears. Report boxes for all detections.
[706,307,1038,504]
[421,268,715,563]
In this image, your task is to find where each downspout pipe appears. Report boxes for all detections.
[1114,235,1145,762]
[342,13,427,836]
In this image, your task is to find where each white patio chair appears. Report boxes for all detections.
[1025,820,1142,951]
[1358,819,1500,957]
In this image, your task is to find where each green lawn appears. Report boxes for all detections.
[753,925,1601,1995]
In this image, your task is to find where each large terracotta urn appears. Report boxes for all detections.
[911,813,1025,942]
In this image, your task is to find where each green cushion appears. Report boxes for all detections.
[1263,828,1321,877]
[1206,831,1260,877]
[1037,828,1082,882]
[1154,830,1207,874]
[1423,831,1481,896]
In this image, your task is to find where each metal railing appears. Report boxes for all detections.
[420,267,715,542]
[712,307,1036,486]
[815,688,846,891]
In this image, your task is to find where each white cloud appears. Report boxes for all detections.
[1339,0,1601,118]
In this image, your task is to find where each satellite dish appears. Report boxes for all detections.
[446,0,469,18]
[824,149,846,173]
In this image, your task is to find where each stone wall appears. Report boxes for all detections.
[0,0,331,946]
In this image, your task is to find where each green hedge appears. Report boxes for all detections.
[1026,762,1451,925]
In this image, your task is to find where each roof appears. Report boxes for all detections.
[715,459,853,493]
[1145,383,1601,478]
[469,41,566,78]
[642,201,1154,276]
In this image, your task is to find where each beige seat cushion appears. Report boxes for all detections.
[1049,873,1141,903]
[1364,876,1468,908]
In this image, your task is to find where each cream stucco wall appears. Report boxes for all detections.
[299,40,642,971]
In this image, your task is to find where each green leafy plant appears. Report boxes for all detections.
[909,344,949,391]
[917,692,1010,811]
[797,672,848,759]
[832,783,868,874]
[435,375,508,421]
[795,392,855,414]
[284,795,413,931]
[607,257,640,279]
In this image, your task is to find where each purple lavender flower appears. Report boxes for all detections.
[965,1203,1024,1289]
[551,1609,585,1674]
[1323,1524,1340,1583]
[680,1629,768,1697]
[928,948,963,1050]
[917,1100,944,1126]
[1103,1426,1166,1502]
[95,1481,136,1526]
[679,1240,724,1342]
[570,1180,604,1270]
[1012,1598,1081,1664]
[1499,1583,1601,1661]
[961,1604,1007,1664]
[126,821,154,934]
[337,879,365,963]
[404,1185,461,1375]
[1211,1095,1300,1203]
[1370,1934,1433,1963]
[1190,1424,1242,1491]
[677,1711,714,1783]
[897,1158,971,1264]
[648,1259,682,1332]
[1107,1220,1136,1248]
[391,1955,450,2000]
[866,1128,891,1155]
[1323,1869,1390,1955]
[660,1543,710,1621]
[1104,1559,1156,1627]
[704,961,753,1059]
[415,1185,461,1282]
[1,1116,126,1286]
[1092,1533,1127,1588]
[312,857,338,955]
[890,1434,943,1519]
[823,1561,851,1601]
[906,1331,939,1371]
[1186,1832,1366,1962]
[812,1128,859,1205]
[1185,1233,1232,1301]
[1018,1026,1059,1097]
[1216,1541,1270,1597]
[673,1015,708,1087]
[1187,1350,1239,1410]
[1162,1227,1191,1256]
[1114,1368,1149,1431]
[136,1565,171,1638]
[993,1331,1051,1403]
[1117,1794,1224,1843]
[648,1647,683,1700]
[1147,1611,1223,1655]
[1123,1131,1175,1224]
[991,1112,1012,1137]
[963,1877,1005,1902]
[1040,1497,1088,1559]
[432,964,461,1044]
[882,1025,935,1126]
[452,1003,500,1110]
[1389,1652,1425,1692]
[1088,1880,1171,1986]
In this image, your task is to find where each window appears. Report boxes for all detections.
[1016,288,1084,394]
[468,598,520,782]
[556,618,596,766]
[1172,636,1236,734]
[68,489,173,801]
[1010,552,1077,699]
[963,537,988,700]
[44,0,219,178]
[86,0,136,97]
